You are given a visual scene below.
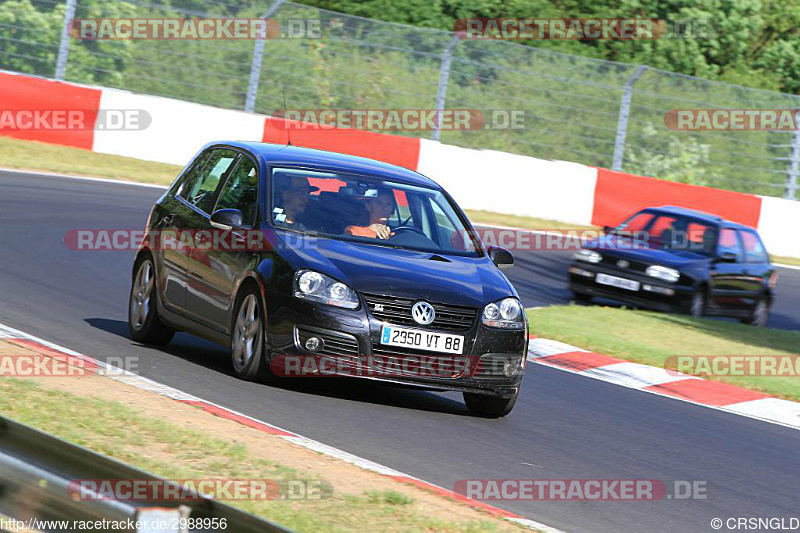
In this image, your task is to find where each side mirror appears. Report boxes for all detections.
[488,246,514,269]
[603,225,614,235]
[717,251,738,263]
[210,208,245,230]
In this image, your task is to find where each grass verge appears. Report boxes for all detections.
[771,255,800,268]
[529,305,800,402]
[0,136,181,185]
[462,209,595,231]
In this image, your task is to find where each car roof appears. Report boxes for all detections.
[644,205,758,231]
[210,141,441,189]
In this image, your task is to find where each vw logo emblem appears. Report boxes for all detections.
[411,301,435,325]
[617,259,630,268]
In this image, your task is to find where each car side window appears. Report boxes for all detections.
[180,148,238,214]
[429,198,475,252]
[172,151,210,196]
[739,230,768,263]
[717,228,743,261]
[215,157,259,227]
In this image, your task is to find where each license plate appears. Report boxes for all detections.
[596,273,640,291]
[380,325,464,354]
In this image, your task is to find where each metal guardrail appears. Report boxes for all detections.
[0,415,290,533]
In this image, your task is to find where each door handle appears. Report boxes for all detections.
[161,214,175,225]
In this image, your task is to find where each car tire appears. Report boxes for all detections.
[463,391,518,418]
[742,298,769,327]
[230,287,275,382]
[687,289,706,318]
[128,255,175,346]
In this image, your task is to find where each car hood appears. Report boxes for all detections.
[588,236,710,268]
[278,232,514,307]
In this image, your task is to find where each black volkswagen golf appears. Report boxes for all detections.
[128,142,527,417]
[569,206,777,326]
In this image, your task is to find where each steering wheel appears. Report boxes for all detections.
[390,225,427,238]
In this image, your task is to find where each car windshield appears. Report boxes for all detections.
[614,211,717,255]
[270,167,481,256]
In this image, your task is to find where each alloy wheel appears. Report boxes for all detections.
[129,260,154,330]
[232,294,261,371]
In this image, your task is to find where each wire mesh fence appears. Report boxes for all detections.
[1,0,798,199]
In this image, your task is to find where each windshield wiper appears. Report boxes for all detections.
[368,241,420,251]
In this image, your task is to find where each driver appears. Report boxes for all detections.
[275,175,318,228]
[345,187,395,239]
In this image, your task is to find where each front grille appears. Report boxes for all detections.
[370,345,469,378]
[600,255,649,272]
[295,326,360,357]
[363,293,476,331]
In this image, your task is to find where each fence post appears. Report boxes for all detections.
[784,117,800,200]
[54,0,78,80]
[432,36,460,142]
[612,65,648,171]
[245,0,286,113]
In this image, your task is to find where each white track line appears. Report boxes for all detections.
[526,338,800,432]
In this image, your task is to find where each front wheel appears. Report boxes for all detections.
[572,291,592,304]
[128,256,174,346]
[687,289,706,318]
[464,391,518,418]
[742,298,769,327]
[231,289,275,382]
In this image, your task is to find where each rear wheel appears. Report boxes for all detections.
[464,391,518,418]
[128,256,174,346]
[742,298,769,327]
[231,288,275,382]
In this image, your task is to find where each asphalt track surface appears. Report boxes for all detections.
[1,170,799,532]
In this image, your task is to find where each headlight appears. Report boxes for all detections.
[482,298,525,329]
[294,270,359,309]
[646,265,680,283]
[573,249,601,264]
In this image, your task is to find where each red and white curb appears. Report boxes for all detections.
[527,337,800,431]
[0,323,561,533]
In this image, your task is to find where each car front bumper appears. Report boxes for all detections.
[265,297,527,398]
[568,262,694,312]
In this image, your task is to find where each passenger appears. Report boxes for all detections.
[275,176,318,228]
[345,188,395,239]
